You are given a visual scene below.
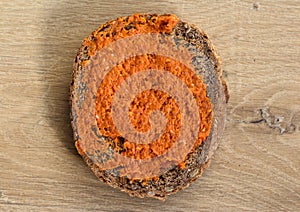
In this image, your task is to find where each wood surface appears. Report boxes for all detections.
[0,0,299,211]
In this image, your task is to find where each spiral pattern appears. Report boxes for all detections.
[72,14,213,179]
[96,54,212,160]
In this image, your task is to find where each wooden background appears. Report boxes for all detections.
[0,0,299,211]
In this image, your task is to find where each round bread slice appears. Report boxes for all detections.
[70,14,229,200]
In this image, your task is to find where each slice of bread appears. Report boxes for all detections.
[70,14,228,200]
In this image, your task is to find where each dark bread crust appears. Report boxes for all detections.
[70,14,228,200]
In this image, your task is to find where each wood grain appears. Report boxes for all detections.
[0,0,299,211]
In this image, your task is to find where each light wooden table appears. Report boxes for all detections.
[1,1,299,211]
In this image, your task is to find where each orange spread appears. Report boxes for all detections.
[83,14,178,58]
[80,14,212,166]
[95,54,212,160]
